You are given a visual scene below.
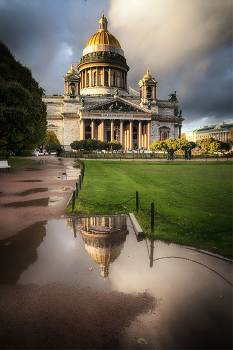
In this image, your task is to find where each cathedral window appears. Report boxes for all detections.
[85,125,91,139]
[98,71,102,86]
[111,72,115,86]
[105,71,109,86]
[147,86,152,99]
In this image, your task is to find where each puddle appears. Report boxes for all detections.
[0,216,232,350]
[2,197,62,208]
[25,168,42,171]
[17,188,48,196]
[17,187,71,196]
[19,180,42,182]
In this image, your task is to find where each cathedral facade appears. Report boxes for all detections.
[43,13,184,150]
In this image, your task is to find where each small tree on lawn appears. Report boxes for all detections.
[107,140,122,150]
[42,130,60,151]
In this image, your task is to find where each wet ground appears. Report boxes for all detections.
[0,157,232,349]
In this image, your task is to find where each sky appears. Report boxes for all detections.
[0,0,232,132]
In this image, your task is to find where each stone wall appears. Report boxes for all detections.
[63,116,80,149]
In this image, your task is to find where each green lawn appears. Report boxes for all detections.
[0,158,34,169]
[67,160,233,258]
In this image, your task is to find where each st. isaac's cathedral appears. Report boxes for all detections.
[43,13,184,150]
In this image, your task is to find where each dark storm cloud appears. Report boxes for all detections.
[0,0,110,93]
[0,0,232,131]
[109,0,233,130]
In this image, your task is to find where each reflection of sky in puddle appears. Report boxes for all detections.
[2,197,62,208]
[16,187,71,196]
[1,216,232,349]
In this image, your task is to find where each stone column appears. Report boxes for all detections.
[85,69,87,89]
[129,121,133,149]
[144,125,147,149]
[111,120,114,141]
[80,119,85,140]
[103,67,105,86]
[126,124,130,149]
[120,121,124,147]
[96,67,99,86]
[147,122,151,149]
[90,68,93,87]
[124,129,127,150]
[98,123,101,140]
[101,120,105,142]
[179,126,181,139]
[91,120,95,139]
[138,121,142,149]
[109,68,111,86]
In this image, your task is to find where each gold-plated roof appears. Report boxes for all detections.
[85,14,121,48]
[85,31,121,47]
[143,67,152,80]
[67,63,77,74]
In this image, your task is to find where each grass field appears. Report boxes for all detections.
[67,160,233,258]
[0,158,34,169]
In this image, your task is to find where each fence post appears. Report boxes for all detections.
[72,190,75,211]
[151,201,154,233]
[79,175,81,189]
[76,182,78,197]
[136,191,139,212]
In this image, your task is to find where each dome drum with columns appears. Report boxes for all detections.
[77,13,129,97]
[43,13,184,150]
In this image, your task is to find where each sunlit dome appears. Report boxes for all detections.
[85,13,121,48]
[67,63,77,74]
[143,67,153,80]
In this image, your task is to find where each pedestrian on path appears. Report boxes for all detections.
[170,147,174,160]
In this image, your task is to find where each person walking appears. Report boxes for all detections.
[188,147,191,160]
[170,147,174,160]
[184,147,188,160]
[166,148,170,160]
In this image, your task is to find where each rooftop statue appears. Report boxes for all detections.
[168,91,177,102]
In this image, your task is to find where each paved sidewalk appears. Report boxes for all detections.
[0,156,80,239]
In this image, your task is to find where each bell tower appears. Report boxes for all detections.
[63,63,80,97]
[139,67,157,109]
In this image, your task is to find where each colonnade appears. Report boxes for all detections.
[209,131,230,142]
[80,67,127,89]
[80,118,151,149]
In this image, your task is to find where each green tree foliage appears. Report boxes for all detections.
[149,138,195,151]
[0,41,47,150]
[70,139,122,152]
[107,140,122,150]
[41,130,60,151]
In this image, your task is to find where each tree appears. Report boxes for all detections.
[41,130,60,151]
[0,41,47,151]
[149,140,161,151]
[107,140,122,150]
[210,140,221,152]
[70,139,108,151]
[198,137,214,151]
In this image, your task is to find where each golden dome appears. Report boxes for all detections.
[143,67,152,80]
[85,31,121,48]
[67,63,77,74]
[85,13,121,48]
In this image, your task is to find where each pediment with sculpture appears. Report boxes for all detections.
[83,97,150,114]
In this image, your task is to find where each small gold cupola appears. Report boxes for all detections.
[67,63,77,74]
[99,12,108,31]
[143,67,152,80]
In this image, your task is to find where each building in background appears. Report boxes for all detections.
[186,122,233,143]
[43,13,184,150]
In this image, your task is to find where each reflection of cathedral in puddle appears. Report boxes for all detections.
[67,216,129,278]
